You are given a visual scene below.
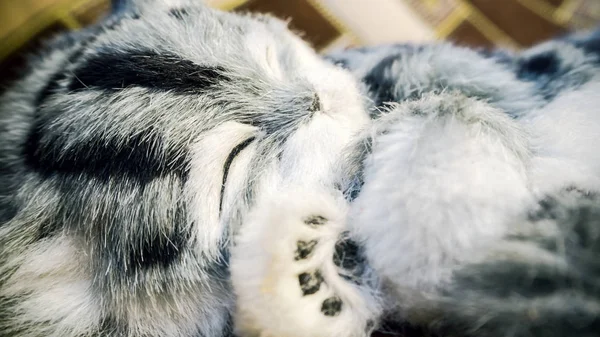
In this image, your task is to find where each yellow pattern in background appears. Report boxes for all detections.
[445,0,521,49]
[0,0,91,63]
[1,0,600,64]
[431,0,597,47]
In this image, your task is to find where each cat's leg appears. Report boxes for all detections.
[230,188,381,337]
[350,92,533,320]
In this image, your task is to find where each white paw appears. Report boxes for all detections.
[230,188,380,337]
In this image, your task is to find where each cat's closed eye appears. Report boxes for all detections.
[220,136,256,213]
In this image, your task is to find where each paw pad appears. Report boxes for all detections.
[321,296,343,316]
[333,237,364,270]
[295,240,318,260]
[298,271,323,296]
[333,236,366,284]
[304,215,328,226]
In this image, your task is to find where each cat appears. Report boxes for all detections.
[1,0,600,336]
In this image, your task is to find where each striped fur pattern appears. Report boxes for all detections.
[0,1,372,336]
[1,0,600,335]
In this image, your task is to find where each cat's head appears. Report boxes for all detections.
[24,0,370,258]
[0,2,374,334]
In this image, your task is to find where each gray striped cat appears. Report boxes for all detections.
[1,0,599,336]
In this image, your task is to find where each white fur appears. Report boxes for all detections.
[1,236,101,336]
[350,92,533,297]
[187,121,258,256]
[224,21,378,334]
[228,66,376,335]
[524,79,600,196]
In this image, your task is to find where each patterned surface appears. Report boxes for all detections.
[2,0,599,67]
[405,0,600,48]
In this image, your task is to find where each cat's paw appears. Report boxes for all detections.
[352,92,533,294]
[230,189,380,337]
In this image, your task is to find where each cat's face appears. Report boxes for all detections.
[159,3,372,247]
[23,0,370,257]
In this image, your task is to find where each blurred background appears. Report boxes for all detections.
[0,0,599,85]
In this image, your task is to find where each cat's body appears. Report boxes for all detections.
[1,1,599,336]
[329,34,600,336]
